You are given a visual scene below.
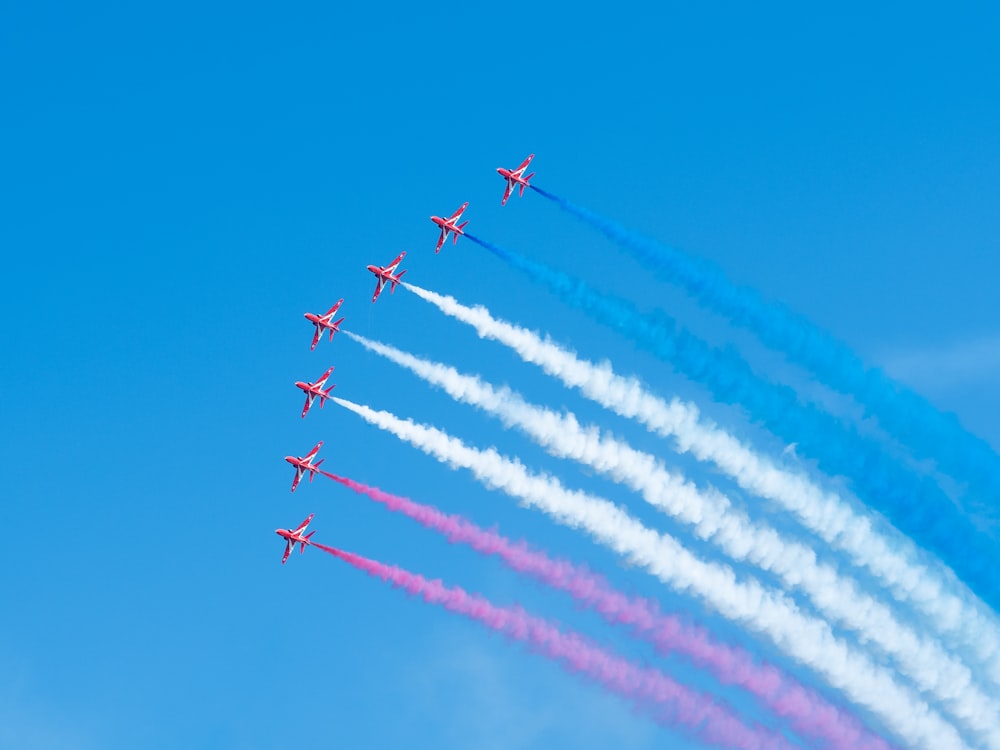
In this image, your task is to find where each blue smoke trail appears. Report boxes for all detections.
[530,184,1000,523]
[466,231,998,611]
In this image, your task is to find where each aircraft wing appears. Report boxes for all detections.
[385,252,406,273]
[293,513,315,533]
[449,202,469,221]
[290,467,304,492]
[281,539,293,564]
[301,393,315,418]
[501,181,514,206]
[326,299,344,317]
[515,154,534,173]
[310,326,322,350]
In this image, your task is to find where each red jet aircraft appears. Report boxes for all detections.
[304,299,345,350]
[276,513,316,564]
[285,440,330,491]
[430,202,469,253]
[295,366,336,418]
[496,154,535,206]
[367,251,407,303]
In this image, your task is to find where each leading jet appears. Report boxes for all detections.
[496,154,535,206]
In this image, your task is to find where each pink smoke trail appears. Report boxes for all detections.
[325,472,892,750]
[315,540,800,750]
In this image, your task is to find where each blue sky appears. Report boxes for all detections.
[2,3,999,748]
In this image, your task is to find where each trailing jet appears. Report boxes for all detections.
[496,154,535,206]
[295,366,335,418]
[430,202,469,253]
[285,441,330,492]
[367,252,407,303]
[276,513,316,564]
[304,299,345,350]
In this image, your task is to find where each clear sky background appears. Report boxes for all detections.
[2,3,998,748]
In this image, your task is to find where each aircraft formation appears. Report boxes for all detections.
[266,150,1000,750]
[277,154,535,561]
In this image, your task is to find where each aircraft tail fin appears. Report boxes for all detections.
[320,384,336,405]
[521,173,535,195]
[301,530,316,552]
[457,221,469,236]
[391,269,407,292]
[310,458,325,480]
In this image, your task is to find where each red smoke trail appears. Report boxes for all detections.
[325,473,892,750]
[313,540,799,750]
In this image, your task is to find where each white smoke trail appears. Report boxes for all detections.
[332,395,967,750]
[346,330,1000,743]
[402,282,1000,686]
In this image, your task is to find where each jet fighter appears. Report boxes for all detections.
[430,202,469,253]
[276,513,316,564]
[496,154,535,206]
[367,251,407,303]
[304,299,345,350]
[295,366,336,418]
[285,440,330,492]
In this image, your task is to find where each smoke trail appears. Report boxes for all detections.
[326,471,893,750]
[531,184,1000,524]
[400,281,1000,685]
[331,395,968,750]
[343,330,1000,740]
[315,542,800,750]
[462,233,999,613]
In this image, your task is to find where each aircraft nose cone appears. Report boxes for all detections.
[284,456,295,464]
